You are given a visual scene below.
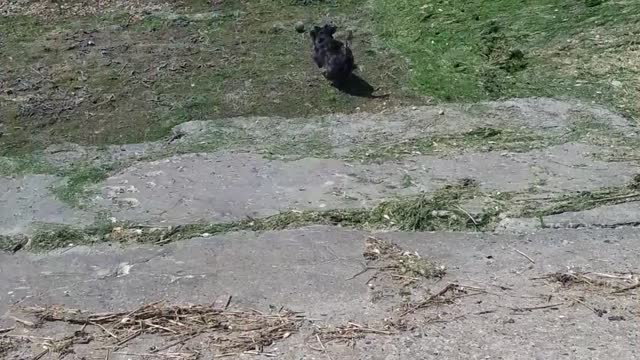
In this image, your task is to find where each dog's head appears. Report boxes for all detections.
[310,24,338,46]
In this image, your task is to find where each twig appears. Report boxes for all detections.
[214,353,238,358]
[115,352,197,358]
[346,265,385,280]
[118,62,129,74]
[10,316,37,328]
[151,331,199,353]
[90,321,119,340]
[2,335,53,340]
[400,283,461,316]
[568,296,605,316]
[316,334,333,360]
[509,303,563,312]
[513,248,535,264]
[612,282,640,294]
[116,330,141,346]
[455,205,477,225]
[590,272,636,280]
[0,327,15,334]
[31,349,49,360]
[475,309,496,315]
[346,322,393,335]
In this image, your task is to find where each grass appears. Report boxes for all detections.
[51,163,114,207]
[372,0,640,118]
[4,175,640,252]
[527,181,640,218]
[0,155,54,176]
[1,0,637,155]
[349,127,547,161]
[0,117,627,208]
[0,182,498,251]
[2,0,639,248]
[0,0,416,154]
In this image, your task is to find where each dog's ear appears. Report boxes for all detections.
[322,24,338,35]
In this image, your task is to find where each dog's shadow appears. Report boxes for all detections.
[334,74,389,98]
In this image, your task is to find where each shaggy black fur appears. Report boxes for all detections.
[310,24,355,87]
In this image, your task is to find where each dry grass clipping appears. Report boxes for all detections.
[0,337,18,357]
[399,283,484,317]
[360,237,446,286]
[313,322,394,347]
[540,270,640,294]
[21,302,304,357]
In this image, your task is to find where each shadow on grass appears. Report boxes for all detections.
[335,74,389,98]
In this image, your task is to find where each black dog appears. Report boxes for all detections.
[310,24,355,87]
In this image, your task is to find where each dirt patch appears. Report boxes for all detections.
[0,0,182,18]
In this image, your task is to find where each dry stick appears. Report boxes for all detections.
[10,316,37,328]
[116,330,142,347]
[400,283,459,317]
[569,297,600,315]
[316,334,333,360]
[513,248,535,264]
[612,282,640,294]
[510,303,564,312]
[590,272,638,280]
[151,331,200,353]
[0,327,15,334]
[214,353,238,358]
[31,348,49,360]
[115,352,196,358]
[346,265,386,280]
[90,321,119,341]
[455,205,477,225]
[347,322,394,335]
[3,335,53,341]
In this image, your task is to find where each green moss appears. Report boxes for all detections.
[52,164,114,207]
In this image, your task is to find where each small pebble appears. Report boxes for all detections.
[438,109,445,115]
[294,21,305,33]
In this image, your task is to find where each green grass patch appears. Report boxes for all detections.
[523,175,640,217]
[0,0,416,153]
[1,181,501,252]
[51,164,114,207]
[0,155,54,176]
[372,0,640,117]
